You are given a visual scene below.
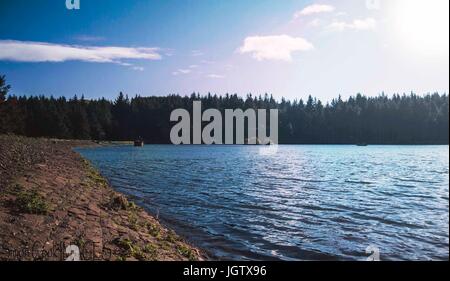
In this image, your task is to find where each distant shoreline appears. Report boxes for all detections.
[1,89,448,146]
[86,142,450,146]
[0,135,205,261]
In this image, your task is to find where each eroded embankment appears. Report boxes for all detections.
[0,135,204,261]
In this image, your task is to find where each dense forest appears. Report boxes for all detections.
[0,75,448,144]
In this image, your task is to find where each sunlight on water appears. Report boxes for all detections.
[78,145,449,260]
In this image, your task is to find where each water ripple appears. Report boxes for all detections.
[78,145,449,261]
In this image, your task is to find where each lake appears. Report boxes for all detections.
[77,145,449,260]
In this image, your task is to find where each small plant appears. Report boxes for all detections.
[176,244,197,261]
[131,246,145,260]
[128,201,137,210]
[83,159,108,188]
[88,170,108,187]
[128,212,139,230]
[74,236,86,248]
[116,256,127,262]
[16,190,49,214]
[144,244,158,260]
[147,223,161,238]
[116,238,145,260]
[165,230,180,243]
[117,238,133,250]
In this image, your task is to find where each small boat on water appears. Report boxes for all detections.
[134,139,144,147]
[356,143,368,147]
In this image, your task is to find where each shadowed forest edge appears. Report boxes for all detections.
[0,75,448,144]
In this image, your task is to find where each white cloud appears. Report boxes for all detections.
[294,4,335,18]
[172,68,192,75]
[131,66,145,71]
[238,35,314,62]
[201,60,215,64]
[0,40,162,64]
[308,18,322,27]
[206,74,225,79]
[328,18,377,31]
[191,50,204,57]
[189,64,199,68]
[164,48,175,57]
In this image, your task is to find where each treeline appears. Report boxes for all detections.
[0,75,448,144]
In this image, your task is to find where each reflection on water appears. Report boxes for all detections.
[78,145,449,260]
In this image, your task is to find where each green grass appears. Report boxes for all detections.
[143,244,158,260]
[117,238,145,260]
[116,256,127,261]
[176,244,198,261]
[127,201,138,210]
[82,158,108,188]
[128,212,139,231]
[74,236,87,248]
[15,189,49,214]
[147,223,161,238]
[165,230,180,243]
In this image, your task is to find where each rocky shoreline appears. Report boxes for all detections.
[0,135,205,261]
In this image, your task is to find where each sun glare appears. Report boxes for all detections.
[389,0,449,56]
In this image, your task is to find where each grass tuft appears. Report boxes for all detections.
[176,244,198,261]
[165,230,180,243]
[116,238,145,260]
[128,212,139,231]
[143,244,158,260]
[15,189,49,214]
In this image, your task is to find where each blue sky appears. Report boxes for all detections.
[0,0,448,101]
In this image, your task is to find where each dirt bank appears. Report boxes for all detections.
[0,135,205,261]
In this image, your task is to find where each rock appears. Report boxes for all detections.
[68,208,86,220]
[87,203,101,216]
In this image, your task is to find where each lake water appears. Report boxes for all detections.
[77,145,449,261]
